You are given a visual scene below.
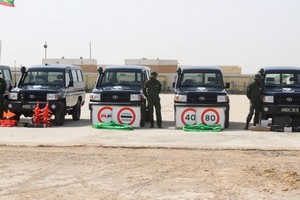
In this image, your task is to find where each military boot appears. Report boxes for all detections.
[244,120,250,130]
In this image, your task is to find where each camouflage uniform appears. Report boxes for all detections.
[0,76,7,119]
[245,74,262,130]
[143,72,162,128]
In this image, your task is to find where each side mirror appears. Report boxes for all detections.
[69,80,74,87]
[98,67,103,74]
[225,82,230,89]
[21,66,26,74]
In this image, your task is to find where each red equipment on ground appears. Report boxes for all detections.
[40,101,53,127]
[0,110,18,127]
[32,101,53,127]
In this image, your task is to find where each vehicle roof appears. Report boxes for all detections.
[104,65,151,71]
[0,65,11,70]
[27,64,82,70]
[261,66,300,72]
[178,66,222,71]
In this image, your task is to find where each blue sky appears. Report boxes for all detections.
[1,0,300,74]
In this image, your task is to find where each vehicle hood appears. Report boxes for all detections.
[94,85,141,93]
[12,85,63,93]
[264,87,300,94]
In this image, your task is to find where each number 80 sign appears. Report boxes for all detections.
[197,108,225,127]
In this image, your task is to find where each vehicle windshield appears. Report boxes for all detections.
[0,69,12,82]
[21,71,65,86]
[98,71,142,87]
[179,72,223,87]
[264,72,300,87]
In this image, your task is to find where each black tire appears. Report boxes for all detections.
[54,107,65,126]
[72,100,81,121]
[260,113,268,121]
[140,105,146,127]
[13,114,21,121]
[224,110,229,128]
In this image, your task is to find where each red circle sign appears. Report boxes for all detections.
[181,108,196,125]
[97,106,113,122]
[201,108,220,125]
[117,107,136,125]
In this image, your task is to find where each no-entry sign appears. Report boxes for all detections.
[117,107,136,125]
[92,105,141,127]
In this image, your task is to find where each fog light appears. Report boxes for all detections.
[51,104,56,109]
[8,104,12,109]
[263,107,269,112]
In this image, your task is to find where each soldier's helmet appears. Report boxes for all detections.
[150,72,158,77]
[254,74,261,80]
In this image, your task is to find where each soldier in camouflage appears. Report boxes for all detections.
[143,72,162,128]
[0,72,7,119]
[245,74,263,130]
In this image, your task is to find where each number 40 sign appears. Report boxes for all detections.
[175,107,225,128]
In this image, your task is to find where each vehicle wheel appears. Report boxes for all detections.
[260,113,268,120]
[13,114,21,121]
[54,106,65,126]
[224,110,229,128]
[90,111,93,125]
[72,100,81,121]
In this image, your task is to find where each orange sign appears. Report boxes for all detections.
[3,111,16,119]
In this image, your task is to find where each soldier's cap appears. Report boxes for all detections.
[150,72,158,77]
[254,74,261,80]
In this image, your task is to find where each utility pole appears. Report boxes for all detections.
[0,40,2,64]
[89,41,92,59]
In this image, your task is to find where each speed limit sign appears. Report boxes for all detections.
[197,108,225,127]
[175,107,196,128]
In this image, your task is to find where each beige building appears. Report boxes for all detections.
[10,58,255,93]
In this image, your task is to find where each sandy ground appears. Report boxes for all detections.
[0,146,300,200]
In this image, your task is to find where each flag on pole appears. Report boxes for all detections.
[0,0,15,7]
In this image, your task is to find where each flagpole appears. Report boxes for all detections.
[0,40,2,64]
[89,41,92,59]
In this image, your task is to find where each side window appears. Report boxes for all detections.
[71,70,78,82]
[76,70,83,82]
[65,71,71,86]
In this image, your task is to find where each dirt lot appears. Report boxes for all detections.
[0,146,299,199]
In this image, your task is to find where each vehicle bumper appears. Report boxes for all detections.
[261,104,300,117]
[6,100,65,117]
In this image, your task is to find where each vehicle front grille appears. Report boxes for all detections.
[19,93,47,102]
[276,94,300,105]
[188,94,216,104]
[101,93,131,102]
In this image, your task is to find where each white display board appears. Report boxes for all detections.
[175,107,225,128]
[92,105,141,128]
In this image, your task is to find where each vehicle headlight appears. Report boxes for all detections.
[175,94,187,102]
[263,96,274,103]
[130,94,142,101]
[47,93,60,100]
[8,92,18,100]
[90,93,101,101]
[217,95,228,102]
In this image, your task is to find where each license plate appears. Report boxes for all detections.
[22,104,35,109]
[281,108,299,112]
